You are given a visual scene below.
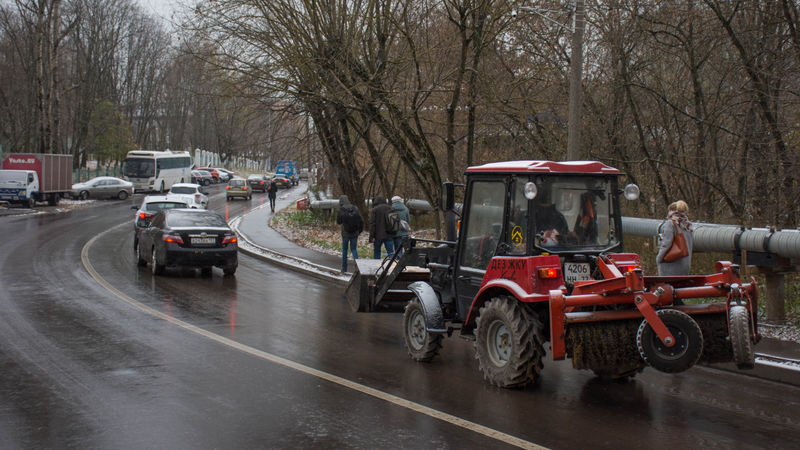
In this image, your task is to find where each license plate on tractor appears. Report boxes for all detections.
[564,262,591,285]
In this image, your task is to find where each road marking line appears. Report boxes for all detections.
[82,224,546,450]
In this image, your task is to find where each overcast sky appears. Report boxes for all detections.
[137,0,184,24]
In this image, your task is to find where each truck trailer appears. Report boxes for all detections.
[1,153,73,207]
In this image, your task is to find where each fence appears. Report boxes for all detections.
[72,163,121,182]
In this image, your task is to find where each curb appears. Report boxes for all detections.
[228,209,349,287]
[706,359,800,387]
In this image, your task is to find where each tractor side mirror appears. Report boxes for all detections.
[441,181,455,211]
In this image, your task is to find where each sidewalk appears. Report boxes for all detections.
[232,183,800,386]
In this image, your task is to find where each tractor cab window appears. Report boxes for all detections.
[459,180,506,270]
[533,176,617,251]
[507,179,529,255]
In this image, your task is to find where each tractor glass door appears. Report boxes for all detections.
[506,178,531,255]
[455,179,507,314]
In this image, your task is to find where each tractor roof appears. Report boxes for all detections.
[466,160,620,175]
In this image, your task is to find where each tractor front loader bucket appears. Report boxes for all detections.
[549,259,758,375]
[345,258,430,312]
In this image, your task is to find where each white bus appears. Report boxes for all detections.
[121,150,193,193]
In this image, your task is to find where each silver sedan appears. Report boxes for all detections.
[71,176,134,200]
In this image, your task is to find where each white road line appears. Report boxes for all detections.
[81,224,546,450]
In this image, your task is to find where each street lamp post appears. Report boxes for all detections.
[516,1,585,161]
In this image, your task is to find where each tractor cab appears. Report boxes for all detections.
[451,161,638,315]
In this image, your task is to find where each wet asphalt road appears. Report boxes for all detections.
[0,185,799,449]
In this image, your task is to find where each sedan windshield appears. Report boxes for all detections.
[167,211,228,228]
[145,202,187,212]
[170,186,197,195]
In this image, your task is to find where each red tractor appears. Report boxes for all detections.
[346,160,758,388]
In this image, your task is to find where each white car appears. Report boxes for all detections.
[168,183,208,209]
[214,168,233,182]
[132,195,190,250]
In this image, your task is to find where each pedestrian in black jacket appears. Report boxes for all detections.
[267,179,278,212]
[369,195,395,258]
[336,195,363,274]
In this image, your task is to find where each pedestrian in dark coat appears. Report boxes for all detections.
[391,195,410,256]
[369,195,395,259]
[336,195,363,274]
[657,200,694,276]
[267,179,278,212]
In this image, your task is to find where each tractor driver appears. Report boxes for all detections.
[534,184,569,246]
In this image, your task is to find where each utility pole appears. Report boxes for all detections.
[515,2,585,161]
[566,0,584,161]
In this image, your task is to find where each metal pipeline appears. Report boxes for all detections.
[622,217,800,260]
[310,198,434,213]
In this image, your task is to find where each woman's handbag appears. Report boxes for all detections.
[663,220,689,262]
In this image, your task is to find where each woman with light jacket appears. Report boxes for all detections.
[656,200,694,276]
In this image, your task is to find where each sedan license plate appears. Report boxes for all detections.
[191,237,216,245]
[564,262,591,285]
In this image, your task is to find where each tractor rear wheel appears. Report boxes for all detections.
[729,306,755,369]
[403,298,443,362]
[636,309,702,373]
[474,296,545,388]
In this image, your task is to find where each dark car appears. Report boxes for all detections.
[136,209,238,276]
[247,174,268,192]
[131,195,190,250]
[272,175,292,189]
[192,170,213,186]
[197,167,221,183]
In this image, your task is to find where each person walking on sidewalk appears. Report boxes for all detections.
[267,178,278,212]
[369,195,395,259]
[391,195,410,257]
[336,195,363,274]
[656,200,693,276]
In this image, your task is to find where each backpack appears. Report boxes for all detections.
[341,206,361,234]
[385,208,401,234]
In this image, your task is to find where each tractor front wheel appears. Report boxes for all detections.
[474,296,545,388]
[729,306,755,369]
[637,309,702,373]
[403,299,443,362]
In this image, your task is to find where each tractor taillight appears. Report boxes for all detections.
[538,268,560,279]
[222,234,237,245]
[226,186,230,190]
[618,265,638,273]
[163,233,184,244]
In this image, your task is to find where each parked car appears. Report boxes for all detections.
[214,168,233,182]
[226,178,251,201]
[196,167,221,183]
[132,195,190,250]
[247,174,269,192]
[71,176,133,200]
[192,170,213,186]
[135,208,238,276]
[168,183,208,209]
[272,175,292,189]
